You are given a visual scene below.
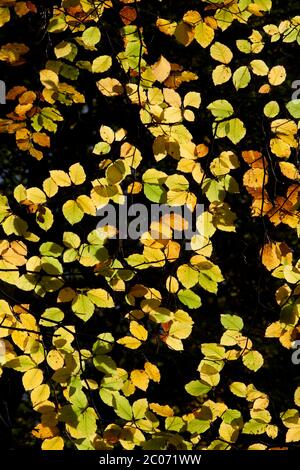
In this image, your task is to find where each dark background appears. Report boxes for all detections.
[0,0,299,449]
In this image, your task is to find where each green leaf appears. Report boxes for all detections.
[133,399,148,420]
[77,407,97,438]
[264,101,280,118]
[62,200,84,225]
[36,207,54,231]
[63,231,81,249]
[242,350,264,372]
[40,307,64,327]
[207,100,234,120]
[5,356,36,372]
[40,242,64,258]
[165,416,184,432]
[202,179,225,203]
[242,419,267,435]
[222,409,242,425]
[177,289,201,309]
[114,395,133,421]
[41,257,63,275]
[220,314,244,331]
[185,380,211,396]
[93,355,117,374]
[93,142,111,155]
[82,26,101,48]
[226,118,246,144]
[233,66,251,90]
[230,382,247,398]
[93,333,114,355]
[87,288,114,308]
[201,343,226,360]
[187,419,210,434]
[177,265,198,289]
[92,55,112,73]
[144,184,166,203]
[72,294,95,321]
[286,100,300,119]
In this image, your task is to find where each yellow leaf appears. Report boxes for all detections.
[177,264,198,289]
[144,362,161,383]
[50,170,71,187]
[165,336,184,351]
[184,91,201,109]
[163,106,182,124]
[261,242,292,271]
[47,350,64,370]
[100,125,115,144]
[250,59,269,76]
[31,384,50,406]
[195,22,214,48]
[40,69,59,90]
[129,321,148,341]
[156,18,177,36]
[143,246,165,267]
[41,436,64,450]
[212,64,232,85]
[163,88,181,107]
[152,55,171,83]
[219,422,238,443]
[210,151,239,177]
[54,41,72,59]
[174,21,194,46]
[295,387,300,407]
[130,370,149,391]
[166,275,179,293]
[32,423,59,440]
[170,312,193,339]
[92,55,112,73]
[32,133,50,148]
[43,178,58,198]
[243,168,268,189]
[96,78,123,97]
[0,7,10,27]
[62,200,84,224]
[167,190,189,207]
[210,42,233,64]
[149,403,174,417]
[286,426,300,443]
[69,163,86,185]
[270,138,291,158]
[268,65,286,86]
[29,147,43,161]
[164,240,180,262]
[279,162,299,180]
[106,160,126,184]
[117,336,142,349]
[183,10,201,26]
[0,42,29,64]
[22,368,44,391]
[26,187,47,204]
[87,288,114,308]
[76,195,96,215]
[127,182,142,194]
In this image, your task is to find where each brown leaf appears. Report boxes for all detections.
[120,6,137,25]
